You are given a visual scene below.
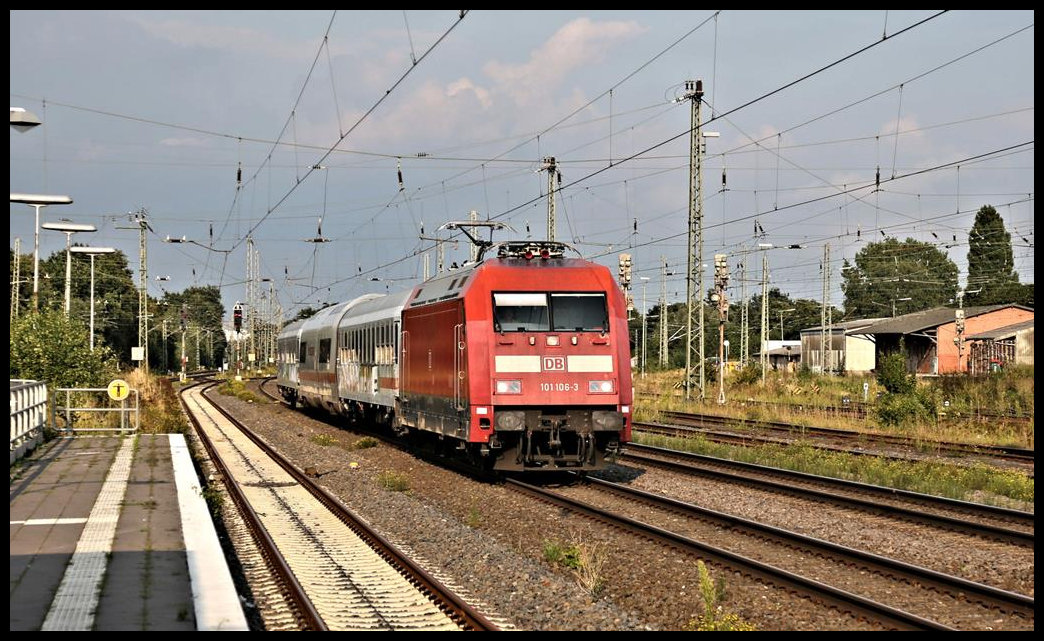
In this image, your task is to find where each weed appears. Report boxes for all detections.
[311,433,338,447]
[376,470,411,492]
[542,538,581,568]
[465,506,482,528]
[541,536,608,595]
[349,436,379,450]
[200,484,225,517]
[686,560,756,631]
[572,538,608,596]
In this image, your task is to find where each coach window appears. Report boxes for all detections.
[318,338,331,364]
[551,293,609,332]
[299,342,308,364]
[492,292,550,332]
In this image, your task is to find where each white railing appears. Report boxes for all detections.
[10,379,48,465]
[51,388,140,435]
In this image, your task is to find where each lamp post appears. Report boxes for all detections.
[41,221,96,315]
[70,247,116,350]
[11,193,74,311]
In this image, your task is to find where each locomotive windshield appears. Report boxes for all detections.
[551,293,607,331]
[492,292,608,333]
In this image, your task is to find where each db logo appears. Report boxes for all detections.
[542,356,566,371]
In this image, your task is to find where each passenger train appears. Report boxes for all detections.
[276,236,632,472]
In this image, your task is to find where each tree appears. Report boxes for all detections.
[10,309,119,387]
[156,286,229,371]
[16,247,140,365]
[841,237,958,319]
[965,205,1022,306]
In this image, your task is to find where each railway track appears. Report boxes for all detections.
[509,477,1034,631]
[232,377,1034,629]
[617,443,1033,545]
[179,380,499,631]
[643,410,1035,469]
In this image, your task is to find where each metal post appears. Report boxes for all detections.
[684,79,706,400]
[32,204,41,311]
[11,237,20,322]
[88,254,96,349]
[544,157,557,242]
[640,277,649,379]
[659,256,668,368]
[760,253,768,386]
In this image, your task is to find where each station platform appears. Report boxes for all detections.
[10,434,249,631]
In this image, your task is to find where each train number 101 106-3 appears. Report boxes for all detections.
[539,382,579,392]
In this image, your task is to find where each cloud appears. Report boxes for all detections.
[159,136,212,147]
[446,78,492,109]
[483,18,646,109]
[129,15,310,61]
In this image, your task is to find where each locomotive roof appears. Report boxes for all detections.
[407,249,607,309]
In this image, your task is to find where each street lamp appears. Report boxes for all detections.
[70,247,116,350]
[10,107,41,133]
[779,308,796,342]
[41,221,97,315]
[11,193,74,311]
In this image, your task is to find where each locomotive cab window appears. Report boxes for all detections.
[299,342,308,364]
[551,293,608,332]
[318,338,331,364]
[493,292,608,333]
[493,293,550,332]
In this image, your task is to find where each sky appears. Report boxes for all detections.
[10,10,1035,326]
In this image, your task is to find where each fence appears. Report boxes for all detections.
[51,387,140,435]
[10,379,48,465]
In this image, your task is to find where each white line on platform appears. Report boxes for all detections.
[10,518,89,526]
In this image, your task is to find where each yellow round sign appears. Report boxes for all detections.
[107,378,131,401]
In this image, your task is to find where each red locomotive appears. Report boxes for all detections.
[277,229,632,472]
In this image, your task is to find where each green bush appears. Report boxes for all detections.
[876,349,914,395]
[10,310,118,387]
[875,392,929,427]
[733,362,761,386]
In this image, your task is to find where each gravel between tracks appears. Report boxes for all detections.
[204,383,1025,631]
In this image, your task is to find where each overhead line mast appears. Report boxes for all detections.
[684,79,706,401]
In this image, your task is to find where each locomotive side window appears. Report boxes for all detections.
[551,293,608,332]
[299,341,308,364]
[492,292,550,332]
[318,338,331,364]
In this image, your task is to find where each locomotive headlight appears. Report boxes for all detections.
[588,380,615,393]
[546,335,560,346]
[495,379,522,394]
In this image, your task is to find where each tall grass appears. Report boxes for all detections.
[635,432,1033,507]
[634,367,1034,449]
